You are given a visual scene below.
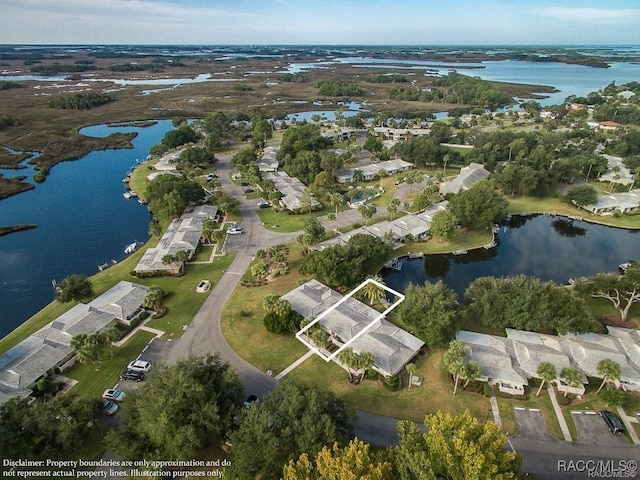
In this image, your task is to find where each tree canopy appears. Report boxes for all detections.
[573,263,640,323]
[448,181,508,230]
[463,275,595,334]
[228,382,355,480]
[145,174,205,221]
[398,281,460,347]
[1,394,101,459]
[55,274,93,303]
[395,410,521,479]
[300,234,391,289]
[107,355,243,460]
[283,439,394,480]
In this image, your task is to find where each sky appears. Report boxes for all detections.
[1,0,639,45]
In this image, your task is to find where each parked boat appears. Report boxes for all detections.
[619,261,636,273]
[124,242,139,255]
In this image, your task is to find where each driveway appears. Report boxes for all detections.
[513,407,557,442]
[571,411,630,447]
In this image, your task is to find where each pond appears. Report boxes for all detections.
[382,215,640,298]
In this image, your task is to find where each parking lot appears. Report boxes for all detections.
[571,411,629,446]
[514,407,557,442]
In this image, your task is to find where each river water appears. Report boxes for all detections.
[0,120,176,337]
[382,215,640,298]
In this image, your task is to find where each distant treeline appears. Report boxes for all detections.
[0,81,22,90]
[48,92,115,110]
[30,63,97,75]
[387,72,510,109]
[317,80,363,97]
[277,73,308,83]
[107,60,186,72]
[367,73,408,83]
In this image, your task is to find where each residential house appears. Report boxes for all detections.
[257,145,279,172]
[282,280,424,377]
[0,281,150,405]
[311,201,448,251]
[563,330,640,393]
[263,171,321,212]
[135,205,218,274]
[598,121,622,131]
[321,127,359,142]
[439,163,490,195]
[456,331,528,395]
[582,189,640,215]
[336,159,413,184]
[505,329,586,395]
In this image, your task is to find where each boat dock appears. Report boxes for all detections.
[384,258,403,271]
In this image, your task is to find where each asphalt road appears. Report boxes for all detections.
[149,152,639,479]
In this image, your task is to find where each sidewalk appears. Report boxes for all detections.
[547,384,573,441]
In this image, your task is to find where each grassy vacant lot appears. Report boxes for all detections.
[255,206,330,232]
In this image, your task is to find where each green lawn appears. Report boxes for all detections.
[256,206,329,232]
[508,196,640,230]
[286,349,492,423]
[66,330,156,399]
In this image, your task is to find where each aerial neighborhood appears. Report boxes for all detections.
[0,43,639,479]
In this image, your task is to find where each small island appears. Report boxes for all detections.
[0,224,37,237]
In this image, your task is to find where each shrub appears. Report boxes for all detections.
[556,394,571,406]
[381,375,400,392]
[599,388,625,408]
[263,310,303,334]
[483,383,492,397]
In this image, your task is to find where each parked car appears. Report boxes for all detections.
[240,181,250,186]
[244,395,259,408]
[599,410,625,434]
[102,389,126,402]
[206,173,217,181]
[119,369,145,382]
[127,360,152,372]
[257,199,270,208]
[102,400,119,416]
[244,188,255,194]
[227,225,243,235]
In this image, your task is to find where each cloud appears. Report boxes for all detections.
[537,7,640,23]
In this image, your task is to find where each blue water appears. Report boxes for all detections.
[289,58,640,106]
[383,215,640,298]
[0,120,175,337]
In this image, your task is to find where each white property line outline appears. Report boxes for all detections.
[295,278,405,362]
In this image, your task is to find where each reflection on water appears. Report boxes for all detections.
[383,215,640,298]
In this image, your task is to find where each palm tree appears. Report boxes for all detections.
[143,285,164,313]
[387,198,401,220]
[175,249,190,271]
[329,192,344,218]
[536,361,557,397]
[311,328,329,350]
[405,363,417,390]
[443,340,467,396]
[100,324,120,359]
[596,359,622,394]
[162,253,178,273]
[462,360,481,389]
[357,203,376,226]
[353,169,365,183]
[560,367,583,397]
[355,351,375,382]
[338,347,358,381]
[360,275,386,305]
[327,213,337,232]
[70,334,99,370]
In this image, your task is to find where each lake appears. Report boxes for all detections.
[382,215,640,298]
[0,120,176,338]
